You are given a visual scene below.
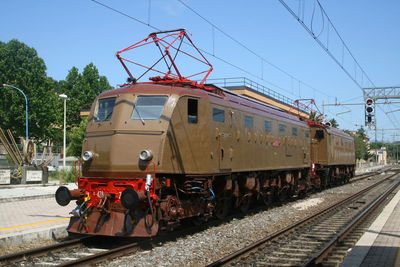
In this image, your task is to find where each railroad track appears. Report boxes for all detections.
[0,168,394,267]
[207,171,400,267]
[0,215,218,267]
[0,235,142,267]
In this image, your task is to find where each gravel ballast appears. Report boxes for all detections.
[106,172,391,267]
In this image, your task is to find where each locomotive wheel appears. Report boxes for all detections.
[262,188,274,206]
[239,194,251,213]
[215,197,231,219]
[278,188,288,202]
[192,216,205,226]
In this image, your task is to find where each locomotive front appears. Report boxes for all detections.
[56,84,177,236]
[55,29,216,237]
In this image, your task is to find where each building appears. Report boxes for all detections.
[370,147,387,165]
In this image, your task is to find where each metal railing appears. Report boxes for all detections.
[205,77,309,114]
[206,77,295,106]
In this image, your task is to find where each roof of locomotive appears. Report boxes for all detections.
[214,85,309,127]
[309,124,353,140]
[97,82,310,128]
[325,126,353,140]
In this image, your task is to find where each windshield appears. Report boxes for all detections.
[95,97,116,122]
[131,96,168,120]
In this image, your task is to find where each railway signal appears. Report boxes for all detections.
[365,98,375,126]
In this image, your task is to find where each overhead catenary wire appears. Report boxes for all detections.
[90,0,300,98]
[90,0,359,126]
[277,0,375,90]
[176,0,332,99]
[278,0,400,132]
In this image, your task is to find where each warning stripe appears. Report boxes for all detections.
[0,218,69,231]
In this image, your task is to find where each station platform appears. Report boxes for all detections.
[341,186,400,267]
[0,182,77,247]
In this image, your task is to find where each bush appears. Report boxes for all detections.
[49,168,80,184]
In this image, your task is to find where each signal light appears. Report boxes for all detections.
[365,98,374,126]
[365,98,374,114]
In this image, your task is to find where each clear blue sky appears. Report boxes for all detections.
[1,0,399,141]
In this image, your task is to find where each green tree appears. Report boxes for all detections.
[329,118,338,128]
[67,117,88,157]
[0,39,61,142]
[347,127,371,160]
[59,63,112,127]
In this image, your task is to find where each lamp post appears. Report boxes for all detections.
[59,94,68,170]
[2,84,28,140]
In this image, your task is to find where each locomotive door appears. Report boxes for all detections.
[310,128,326,165]
[218,109,233,171]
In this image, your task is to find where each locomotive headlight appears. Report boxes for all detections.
[82,151,93,161]
[139,150,153,161]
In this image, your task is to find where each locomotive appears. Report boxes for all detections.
[55,29,355,237]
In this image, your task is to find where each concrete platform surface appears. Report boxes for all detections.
[341,188,400,267]
[0,183,77,246]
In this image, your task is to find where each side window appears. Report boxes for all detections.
[188,99,198,124]
[245,116,253,128]
[212,108,225,122]
[292,127,297,136]
[279,124,285,134]
[95,97,116,122]
[305,130,310,138]
[264,121,272,132]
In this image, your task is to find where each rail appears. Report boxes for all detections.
[206,171,399,266]
[304,180,400,266]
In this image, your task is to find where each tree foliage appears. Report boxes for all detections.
[347,127,371,160]
[67,117,88,157]
[0,39,112,152]
[370,141,400,161]
[58,63,112,127]
[328,118,338,128]
[0,39,61,142]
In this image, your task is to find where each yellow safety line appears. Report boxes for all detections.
[0,218,69,232]
[395,246,400,267]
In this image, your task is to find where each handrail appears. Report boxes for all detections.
[205,77,308,114]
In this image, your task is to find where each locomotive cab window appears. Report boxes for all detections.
[245,116,253,128]
[131,96,168,120]
[212,108,225,122]
[188,99,198,124]
[95,97,116,122]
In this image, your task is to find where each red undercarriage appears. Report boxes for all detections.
[67,176,158,237]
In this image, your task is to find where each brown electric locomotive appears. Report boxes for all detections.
[55,29,355,237]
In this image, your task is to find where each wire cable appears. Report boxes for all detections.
[90,0,299,98]
[90,0,360,125]
[176,0,331,98]
[277,0,375,90]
